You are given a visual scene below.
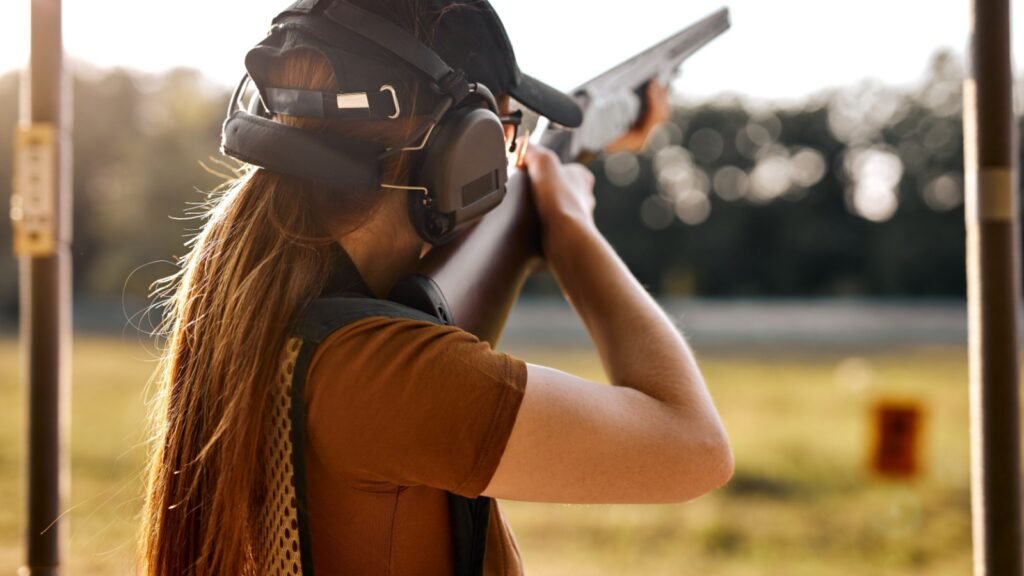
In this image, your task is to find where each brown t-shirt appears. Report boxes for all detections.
[303,315,528,575]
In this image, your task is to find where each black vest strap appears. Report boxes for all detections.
[290,295,491,576]
[294,297,437,342]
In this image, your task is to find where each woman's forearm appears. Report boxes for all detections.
[545,218,719,420]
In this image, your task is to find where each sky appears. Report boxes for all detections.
[3,0,1023,103]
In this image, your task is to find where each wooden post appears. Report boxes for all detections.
[11,0,71,574]
[964,0,1022,574]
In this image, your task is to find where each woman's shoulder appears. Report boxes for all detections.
[301,313,528,495]
[313,312,478,358]
[308,313,515,388]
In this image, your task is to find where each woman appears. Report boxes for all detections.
[140,1,733,574]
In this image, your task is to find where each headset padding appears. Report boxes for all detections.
[221,111,385,189]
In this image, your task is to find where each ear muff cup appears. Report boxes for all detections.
[407,103,509,245]
[407,190,456,246]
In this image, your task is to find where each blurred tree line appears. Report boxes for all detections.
[585,51,977,296]
[0,67,226,319]
[0,51,1019,318]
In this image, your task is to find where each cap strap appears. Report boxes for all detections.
[264,86,400,120]
[436,69,471,104]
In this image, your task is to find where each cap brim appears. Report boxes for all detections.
[509,74,583,128]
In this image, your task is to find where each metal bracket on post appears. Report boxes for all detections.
[11,124,58,257]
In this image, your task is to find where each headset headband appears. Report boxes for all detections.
[270,0,471,108]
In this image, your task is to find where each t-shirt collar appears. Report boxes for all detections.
[321,243,374,299]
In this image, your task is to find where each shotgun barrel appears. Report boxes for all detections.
[543,8,731,161]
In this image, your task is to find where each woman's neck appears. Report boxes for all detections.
[337,195,424,298]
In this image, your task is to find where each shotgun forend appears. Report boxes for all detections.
[540,8,731,161]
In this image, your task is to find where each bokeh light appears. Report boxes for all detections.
[603,151,642,188]
[843,146,905,222]
[657,160,709,201]
[712,165,750,201]
[828,81,907,145]
[749,147,793,203]
[921,173,964,211]
[640,195,675,230]
[789,147,828,188]
[674,192,712,225]
[644,122,684,153]
[689,127,725,164]
[735,122,773,159]
[917,51,963,118]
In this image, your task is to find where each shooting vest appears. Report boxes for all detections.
[256,250,491,576]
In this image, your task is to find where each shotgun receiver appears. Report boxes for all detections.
[389,8,731,345]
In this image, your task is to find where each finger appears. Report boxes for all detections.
[524,144,555,164]
[584,168,596,187]
[564,164,595,187]
[645,82,672,126]
[523,145,558,176]
[513,132,531,169]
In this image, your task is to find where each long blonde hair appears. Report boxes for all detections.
[140,11,431,572]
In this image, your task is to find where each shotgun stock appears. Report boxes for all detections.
[389,169,540,345]
[389,8,731,345]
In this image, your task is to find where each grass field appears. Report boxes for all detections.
[0,338,974,575]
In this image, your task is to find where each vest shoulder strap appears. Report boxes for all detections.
[294,296,439,343]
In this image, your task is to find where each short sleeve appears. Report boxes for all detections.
[304,316,527,498]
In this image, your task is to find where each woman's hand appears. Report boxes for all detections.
[520,80,670,239]
[605,81,672,154]
[522,145,597,245]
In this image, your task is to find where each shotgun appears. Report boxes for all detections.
[390,8,731,345]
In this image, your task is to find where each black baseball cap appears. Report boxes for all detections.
[246,0,583,128]
[425,0,583,128]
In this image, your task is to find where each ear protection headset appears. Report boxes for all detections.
[220,0,517,245]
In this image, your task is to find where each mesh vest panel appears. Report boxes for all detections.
[256,337,305,575]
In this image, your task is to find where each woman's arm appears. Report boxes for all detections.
[482,146,733,504]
